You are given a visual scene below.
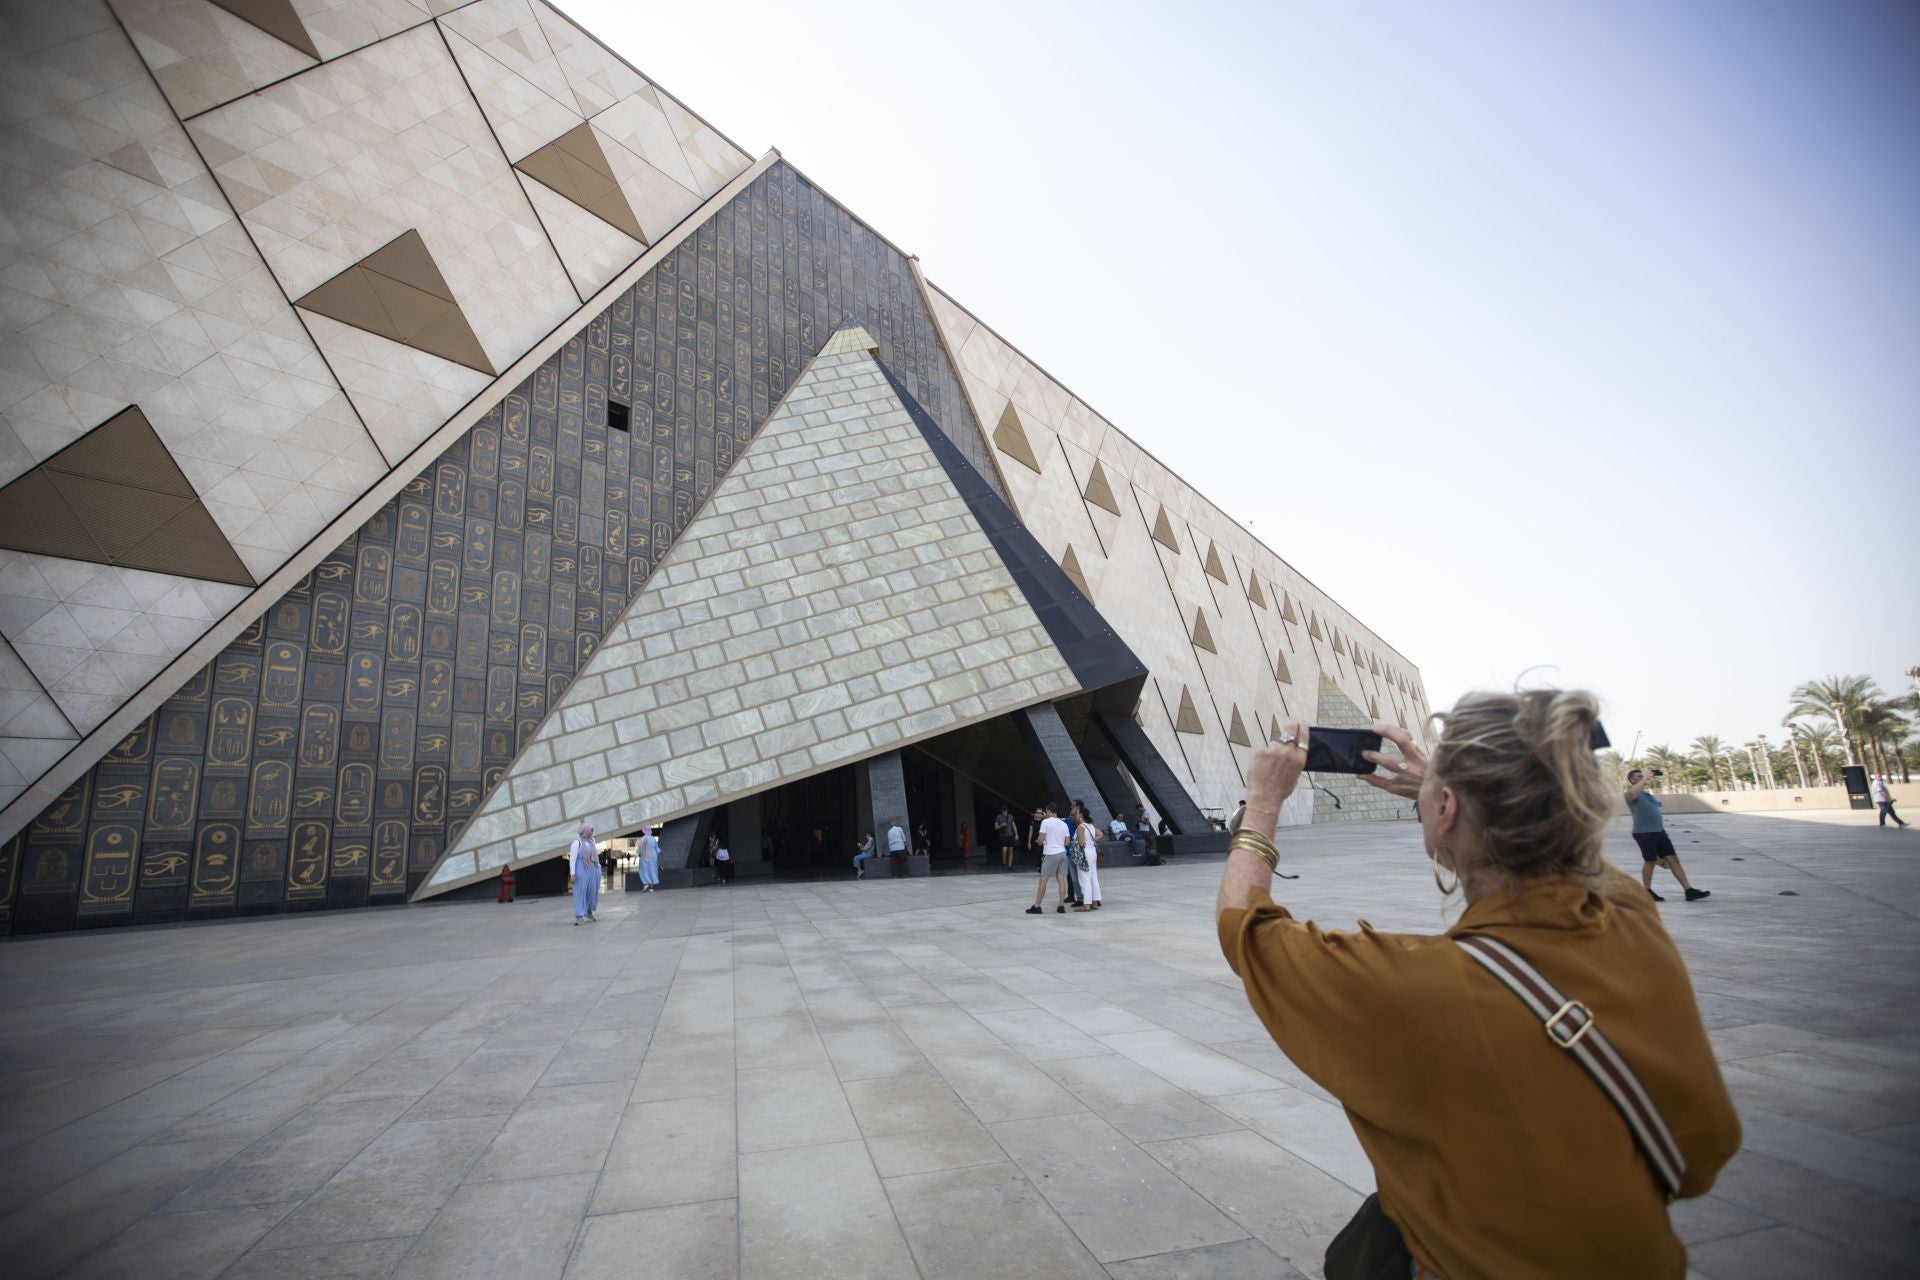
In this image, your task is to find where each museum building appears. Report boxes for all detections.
[0,0,1428,930]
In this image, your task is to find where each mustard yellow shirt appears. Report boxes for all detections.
[1218,864,1740,1279]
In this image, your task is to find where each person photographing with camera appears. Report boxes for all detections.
[1216,693,1739,1278]
[1626,769,1709,902]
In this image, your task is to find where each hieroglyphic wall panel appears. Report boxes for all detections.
[3,162,991,932]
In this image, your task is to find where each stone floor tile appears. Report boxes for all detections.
[628,1030,735,1103]
[0,1135,250,1280]
[736,1062,859,1152]
[392,1172,595,1280]
[988,1113,1248,1263]
[1688,1224,1919,1280]
[465,1086,622,1183]
[738,1140,914,1278]
[252,1186,447,1252]
[818,1022,928,1081]
[63,1201,294,1279]
[974,1007,1112,1061]
[1102,1236,1306,1279]
[734,1012,828,1067]
[1140,1128,1363,1276]
[565,1200,737,1280]
[1098,1028,1286,1097]
[885,1162,1106,1278]
[592,1094,736,1214]
[221,1237,415,1280]
[924,1045,1085,1124]
[164,1094,414,1211]
[1207,1088,1376,1193]
[320,1116,506,1200]
[1040,1054,1243,1143]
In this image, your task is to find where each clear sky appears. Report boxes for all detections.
[572,0,1919,752]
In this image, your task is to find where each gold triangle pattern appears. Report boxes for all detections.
[1247,575,1267,609]
[514,122,648,244]
[296,230,496,376]
[1059,545,1092,601]
[210,0,319,60]
[1227,706,1251,747]
[1280,590,1299,625]
[1203,542,1227,583]
[1151,506,1180,553]
[1190,607,1216,653]
[1274,650,1292,684]
[1309,612,1325,641]
[992,403,1043,473]
[1082,460,1121,515]
[1174,686,1204,735]
[0,407,254,586]
[1333,630,1348,656]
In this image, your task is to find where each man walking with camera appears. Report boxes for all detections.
[1626,770,1709,902]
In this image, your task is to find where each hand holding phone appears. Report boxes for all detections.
[1302,727,1384,774]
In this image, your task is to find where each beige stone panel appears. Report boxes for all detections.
[435,0,576,123]
[514,171,643,301]
[187,23,578,404]
[657,96,749,196]
[417,343,1080,895]
[526,0,646,116]
[0,551,248,734]
[301,313,490,466]
[0,639,78,812]
[439,21,581,163]
[589,87,702,197]
[110,0,315,120]
[595,124,705,245]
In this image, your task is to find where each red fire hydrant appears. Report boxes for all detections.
[497,864,516,903]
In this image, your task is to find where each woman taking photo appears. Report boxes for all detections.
[1218,691,1739,1279]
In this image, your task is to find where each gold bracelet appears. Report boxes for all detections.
[1228,830,1279,872]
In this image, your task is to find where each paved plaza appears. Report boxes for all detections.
[1,812,1917,1280]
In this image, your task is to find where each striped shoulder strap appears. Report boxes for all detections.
[1455,934,1686,1198]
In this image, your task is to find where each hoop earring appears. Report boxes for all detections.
[1431,845,1458,896]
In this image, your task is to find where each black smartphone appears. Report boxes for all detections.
[1303,727,1383,775]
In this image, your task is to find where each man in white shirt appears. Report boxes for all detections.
[1872,775,1908,828]
[1026,803,1071,915]
[1109,812,1136,858]
[568,824,600,924]
[885,819,908,878]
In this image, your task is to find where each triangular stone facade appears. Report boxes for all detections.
[295,230,496,376]
[0,407,253,587]
[993,402,1043,473]
[514,122,648,243]
[417,337,1081,894]
[1082,461,1122,515]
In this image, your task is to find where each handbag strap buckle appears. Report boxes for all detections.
[1545,998,1594,1048]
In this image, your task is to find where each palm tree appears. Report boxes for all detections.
[1790,721,1838,786]
[1691,735,1731,791]
[1645,744,1691,792]
[1784,675,1882,765]
[1859,699,1915,784]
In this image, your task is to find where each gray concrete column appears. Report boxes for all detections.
[1014,702,1106,819]
[1092,711,1209,834]
[866,750,925,876]
[1084,753,1140,821]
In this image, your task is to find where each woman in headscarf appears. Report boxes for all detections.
[568,823,601,924]
[636,824,660,893]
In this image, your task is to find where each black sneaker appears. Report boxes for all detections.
[1648,889,1665,902]
[1025,906,1041,914]
[1056,905,1066,913]
[1685,888,1710,901]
